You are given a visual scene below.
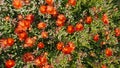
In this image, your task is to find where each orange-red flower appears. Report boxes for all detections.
[56,42,64,51]
[15,20,31,34]
[115,28,120,37]
[37,42,45,49]
[25,14,34,23]
[5,59,15,68]
[56,19,65,27]
[24,37,35,47]
[62,46,71,54]
[34,56,47,66]
[105,48,113,57]
[68,0,76,6]
[67,25,74,34]
[0,39,8,48]
[102,14,109,25]
[86,16,92,24]
[67,42,75,51]
[37,22,47,29]
[62,42,75,54]
[41,31,48,39]
[57,14,66,23]
[18,31,28,41]
[39,5,47,14]
[75,23,84,31]
[12,0,23,9]
[93,34,99,42]
[17,20,28,31]
[51,8,58,17]
[22,52,34,62]
[45,0,54,5]
[46,5,54,14]
[7,38,14,46]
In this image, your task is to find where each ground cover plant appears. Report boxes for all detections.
[0,0,120,68]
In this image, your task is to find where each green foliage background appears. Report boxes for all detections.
[0,0,120,68]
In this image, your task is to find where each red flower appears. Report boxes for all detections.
[24,20,31,28]
[57,14,66,23]
[56,42,64,51]
[25,14,34,23]
[14,27,23,34]
[22,52,34,62]
[86,16,92,24]
[67,42,75,51]
[67,25,74,34]
[45,0,54,5]
[37,22,47,29]
[12,0,23,9]
[75,23,84,31]
[39,5,47,14]
[62,42,75,54]
[62,46,71,54]
[0,39,8,48]
[7,38,14,46]
[105,48,113,57]
[102,14,109,25]
[24,37,35,47]
[51,8,58,17]
[41,31,48,39]
[5,59,15,68]
[37,42,45,49]
[56,19,65,27]
[68,0,76,6]
[46,5,54,14]
[115,28,120,37]
[34,56,47,66]
[18,31,28,41]
[15,20,31,34]
[17,20,28,31]
[93,34,99,42]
